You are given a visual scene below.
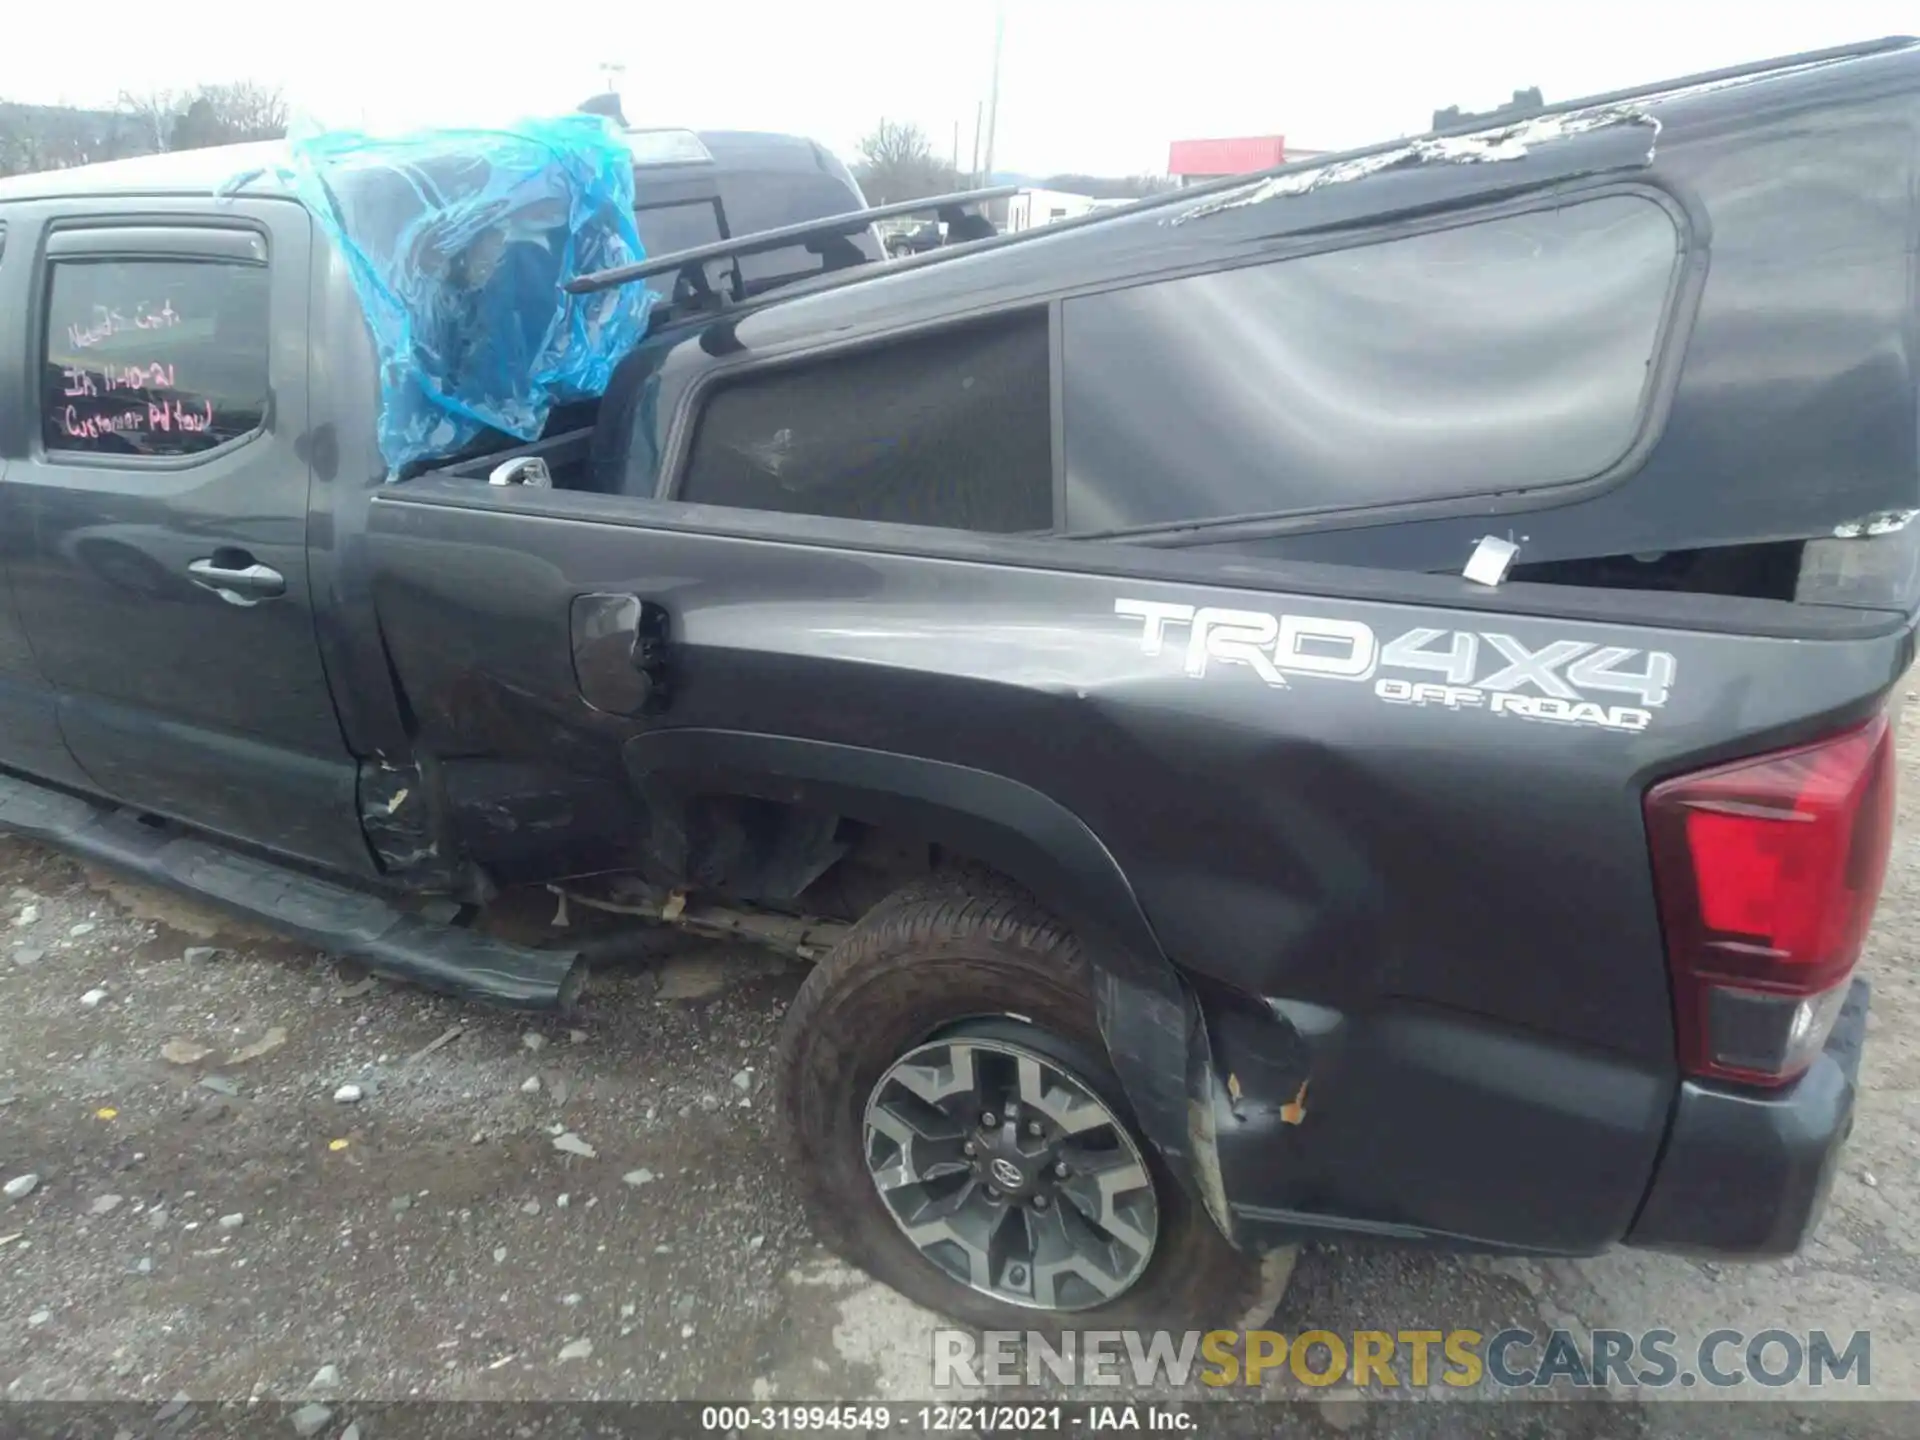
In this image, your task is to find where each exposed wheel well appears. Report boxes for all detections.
[620,786,1016,923]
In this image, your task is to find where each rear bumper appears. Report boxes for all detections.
[1202,997,1672,1255]
[1186,977,1865,1259]
[1625,976,1867,1258]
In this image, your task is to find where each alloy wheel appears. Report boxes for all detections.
[861,1031,1160,1311]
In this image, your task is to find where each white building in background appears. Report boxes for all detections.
[1004,187,1118,232]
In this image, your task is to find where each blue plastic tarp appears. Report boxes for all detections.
[233,115,654,472]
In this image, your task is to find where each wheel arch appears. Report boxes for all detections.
[621,728,1230,1231]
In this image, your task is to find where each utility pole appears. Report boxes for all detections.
[981,6,1005,184]
[970,101,983,187]
[952,119,960,177]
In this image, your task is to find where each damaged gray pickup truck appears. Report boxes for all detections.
[0,39,1913,1330]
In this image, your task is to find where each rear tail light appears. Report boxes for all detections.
[1644,714,1896,1087]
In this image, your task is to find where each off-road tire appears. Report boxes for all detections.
[777,873,1275,1332]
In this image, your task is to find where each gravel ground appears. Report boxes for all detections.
[3,703,1919,1438]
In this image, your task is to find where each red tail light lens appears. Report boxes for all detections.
[1644,714,1895,1087]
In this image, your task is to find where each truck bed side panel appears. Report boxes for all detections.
[363,493,1910,1246]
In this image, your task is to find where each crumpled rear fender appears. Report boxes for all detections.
[621,727,1238,1242]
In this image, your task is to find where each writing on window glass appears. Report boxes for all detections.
[55,335,213,446]
[57,399,216,443]
[65,299,182,350]
[64,361,177,395]
[41,256,270,458]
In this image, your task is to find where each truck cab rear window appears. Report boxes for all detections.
[676,310,1054,534]
[42,258,270,458]
[634,200,728,303]
[1061,193,1683,533]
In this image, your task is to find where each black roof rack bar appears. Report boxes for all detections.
[568,184,1020,294]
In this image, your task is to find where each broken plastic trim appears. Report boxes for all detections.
[1171,43,1909,226]
[1796,523,1920,612]
[1174,105,1662,223]
[1832,509,1919,539]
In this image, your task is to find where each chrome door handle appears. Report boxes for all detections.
[188,557,286,605]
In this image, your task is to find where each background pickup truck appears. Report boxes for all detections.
[0,39,1913,1331]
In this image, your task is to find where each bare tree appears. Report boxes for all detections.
[859,119,935,174]
[0,100,151,177]
[167,97,225,152]
[194,82,288,142]
[120,82,289,154]
[0,117,37,178]
[854,119,959,204]
[118,89,179,152]
[0,80,287,180]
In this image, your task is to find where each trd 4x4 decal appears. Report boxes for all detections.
[1114,599,1675,733]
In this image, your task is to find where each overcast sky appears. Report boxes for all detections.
[3,2,1917,176]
